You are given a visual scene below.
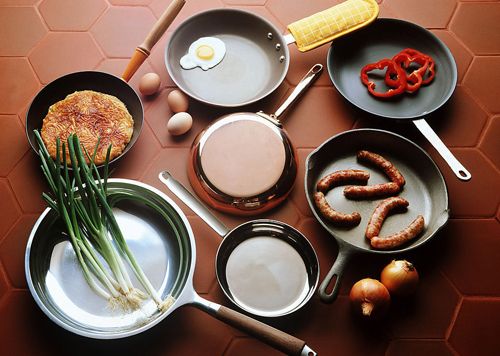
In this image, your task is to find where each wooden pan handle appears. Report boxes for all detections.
[216,305,313,355]
[122,0,185,82]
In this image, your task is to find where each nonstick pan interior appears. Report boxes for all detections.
[166,9,289,107]
[305,129,449,254]
[327,18,457,119]
[26,71,143,166]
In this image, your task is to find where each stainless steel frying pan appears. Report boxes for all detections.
[304,129,449,303]
[159,172,319,318]
[166,0,379,106]
[25,179,316,355]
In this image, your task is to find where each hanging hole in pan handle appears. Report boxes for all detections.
[318,244,354,303]
[413,119,472,181]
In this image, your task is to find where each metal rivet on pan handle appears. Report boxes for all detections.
[267,32,273,40]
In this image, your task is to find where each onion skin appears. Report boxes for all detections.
[381,260,419,296]
[349,278,391,319]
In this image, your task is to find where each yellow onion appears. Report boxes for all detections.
[349,278,390,319]
[381,260,419,296]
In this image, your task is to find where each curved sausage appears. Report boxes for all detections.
[365,197,409,239]
[313,191,361,226]
[357,150,406,187]
[316,169,369,193]
[344,182,401,200]
[371,215,425,249]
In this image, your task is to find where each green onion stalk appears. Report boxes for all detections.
[34,131,173,312]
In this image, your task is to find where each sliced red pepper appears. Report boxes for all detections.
[361,59,407,98]
[400,48,435,85]
[386,52,430,92]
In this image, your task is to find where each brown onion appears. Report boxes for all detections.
[349,278,390,319]
[381,260,419,296]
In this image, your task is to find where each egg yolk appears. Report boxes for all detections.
[196,45,214,60]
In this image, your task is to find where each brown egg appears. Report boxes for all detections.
[167,89,189,113]
[139,73,161,96]
[167,112,193,136]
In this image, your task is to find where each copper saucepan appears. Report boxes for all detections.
[188,64,323,216]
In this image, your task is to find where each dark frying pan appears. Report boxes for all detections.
[166,0,380,107]
[305,129,449,303]
[25,0,185,167]
[327,18,471,181]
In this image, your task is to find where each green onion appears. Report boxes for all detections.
[34,131,173,312]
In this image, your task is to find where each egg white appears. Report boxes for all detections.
[180,37,226,71]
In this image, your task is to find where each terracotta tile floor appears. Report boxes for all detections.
[0,0,499,355]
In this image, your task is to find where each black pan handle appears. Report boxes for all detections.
[318,243,354,303]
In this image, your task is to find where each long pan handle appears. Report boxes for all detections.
[122,0,185,82]
[158,171,231,237]
[273,64,323,119]
[194,297,317,356]
[413,119,471,181]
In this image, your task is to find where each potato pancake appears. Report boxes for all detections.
[41,90,134,165]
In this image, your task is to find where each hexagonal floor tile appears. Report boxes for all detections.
[440,219,500,296]
[388,270,460,339]
[286,44,332,87]
[449,299,500,356]
[0,0,38,4]
[0,266,9,303]
[149,0,224,29]
[0,6,47,56]
[0,214,38,289]
[386,340,455,356]
[428,86,488,147]
[188,216,220,295]
[0,115,30,176]
[383,0,455,28]
[96,57,156,95]
[91,6,157,58]
[39,0,107,31]
[284,87,357,148]
[222,4,284,32]
[110,123,161,180]
[432,30,473,84]
[224,337,282,356]
[450,3,500,55]
[463,57,500,114]
[0,179,21,241]
[430,148,499,218]
[0,58,40,114]
[109,0,152,5]
[29,32,104,84]
[7,152,48,214]
[145,89,214,148]
[479,115,500,169]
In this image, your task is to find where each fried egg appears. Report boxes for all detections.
[180,37,226,71]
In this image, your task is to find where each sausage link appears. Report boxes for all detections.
[357,150,406,187]
[316,169,369,193]
[344,182,401,200]
[365,197,409,239]
[313,191,361,226]
[370,215,425,250]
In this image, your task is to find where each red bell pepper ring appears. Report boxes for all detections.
[386,52,430,92]
[400,48,436,85]
[361,59,407,98]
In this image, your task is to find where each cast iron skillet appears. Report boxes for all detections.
[305,129,449,303]
[327,18,471,181]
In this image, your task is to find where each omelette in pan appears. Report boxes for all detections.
[41,90,134,165]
